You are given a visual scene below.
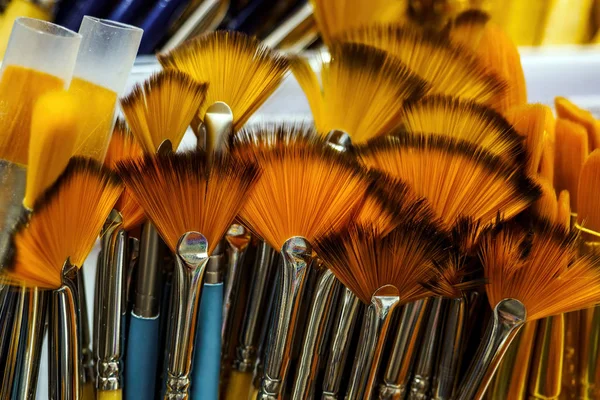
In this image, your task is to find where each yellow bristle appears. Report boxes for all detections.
[539,124,556,183]
[401,95,524,165]
[504,104,553,176]
[0,66,64,165]
[104,120,145,231]
[158,31,289,136]
[314,222,447,305]
[531,177,558,222]
[338,24,506,105]
[555,96,600,150]
[310,0,408,46]
[231,124,371,251]
[120,70,208,153]
[358,134,540,231]
[289,55,324,129]
[292,42,428,144]
[554,118,588,212]
[479,219,600,321]
[450,9,490,47]
[3,158,122,289]
[577,149,600,237]
[557,190,571,230]
[117,150,260,255]
[23,90,79,210]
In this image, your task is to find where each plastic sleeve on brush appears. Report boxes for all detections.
[125,314,160,400]
[97,389,122,400]
[225,370,254,400]
[82,382,95,400]
[191,283,224,400]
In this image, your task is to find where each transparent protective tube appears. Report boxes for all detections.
[71,16,142,161]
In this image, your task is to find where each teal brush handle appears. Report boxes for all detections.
[192,282,224,399]
[125,314,160,400]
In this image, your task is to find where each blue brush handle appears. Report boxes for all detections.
[55,0,112,31]
[125,314,160,400]
[138,0,190,54]
[191,282,224,400]
[108,0,147,23]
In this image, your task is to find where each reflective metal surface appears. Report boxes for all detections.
[0,160,26,268]
[133,222,162,318]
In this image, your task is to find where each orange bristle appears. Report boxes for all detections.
[479,219,600,320]
[504,104,553,176]
[554,118,588,212]
[358,134,540,231]
[314,221,448,305]
[557,190,571,230]
[539,124,556,183]
[401,95,525,165]
[120,70,208,153]
[3,158,122,289]
[231,124,372,251]
[104,120,146,230]
[291,42,428,144]
[451,216,488,254]
[555,97,600,150]
[158,31,289,132]
[577,149,600,237]
[531,177,558,222]
[338,24,506,105]
[424,250,483,299]
[117,150,260,255]
[449,9,490,47]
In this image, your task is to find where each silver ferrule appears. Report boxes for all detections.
[347,286,401,400]
[322,286,361,398]
[258,237,313,400]
[165,232,209,399]
[408,297,445,400]
[455,298,527,400]
[221,224,251,358]
[205,239,225,284]
[234,241,278,372]
[15,287,48,400]
[49,261,81,400]
[76,269,94,386]
[126,236,140,310]
[292,268,339,400]
[203,101,233,152]
[95,210,127,391]
[0,160,26,268]
[379,298,431,399]
[325,130,352,153]
[133,222,162,318]
[431,296,467,400]
[1,286,26,398]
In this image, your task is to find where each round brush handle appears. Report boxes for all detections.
[225,370,254,400]
[97,389,122,400]
[82,382,95,400]
[125,314,160,400]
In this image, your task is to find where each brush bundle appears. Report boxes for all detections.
[1,6,600,400]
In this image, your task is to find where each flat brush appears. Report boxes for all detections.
[556,96,600,150]
[117,149,260,399]
[555,118,588,213]
[291,42,428,144]
[315,220,448,400]
[158,31,290,152]
[338,24,507,105]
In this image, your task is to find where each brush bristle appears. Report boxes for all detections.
[310,0,408,46]
[424,250,483,299]
[450,10,490,47]
[539,125,556,183]
[338,24,506,105]
[117,150,259,254]
[555,96,600,150]
[557,190,571,230]
[315,221,448,304]
[3,157,122,289]
[504,104,553,176]
[231,124,371,250]
[554,118,588,212]
[299,42,428,144]
[158,31,289,132]
[289,55,325,130]
[401,95,524,165]
[358,134,540,230]
[104,120,145,230]
[450,216,488,254]
[121,70,208,153]
[23,90,79,210]
[531,177,558,222]
[479,219,600,320]
[577,149,600,234]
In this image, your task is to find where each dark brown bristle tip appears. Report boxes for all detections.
[229,122,321,154]
[454,9,491,27]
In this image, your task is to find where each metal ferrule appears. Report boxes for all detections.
[322,286,361,399]
[292,267,340,400]
[1,286,26,398]
[455,298,527,400]
[204,239,225,285]
[234,241,278,372]
[258,237,313,400]
[165,232,209,399]
[126,236,140,311]
[203,101,233,151]
[14,287,49,399]
[431,296,467,400]
[95,210,127,391]
[325,130,352,153]
[76,268,94,387]
[49,261,81,400]
[529,314,565,399]
[379,298,431,400]
[347,285,401,400]
[0,160,26,268]
[133,222,162,318]
[409,297,445,400]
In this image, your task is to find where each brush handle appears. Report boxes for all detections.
[529,314,565,398]
[125,314,160,400]
[191,282,224,400]
[82,382,95,400]
[138,0,190,54]
[98,389,122,400]
[0,287,26,398]
[225,370,253,400]
[107,0,147,23]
